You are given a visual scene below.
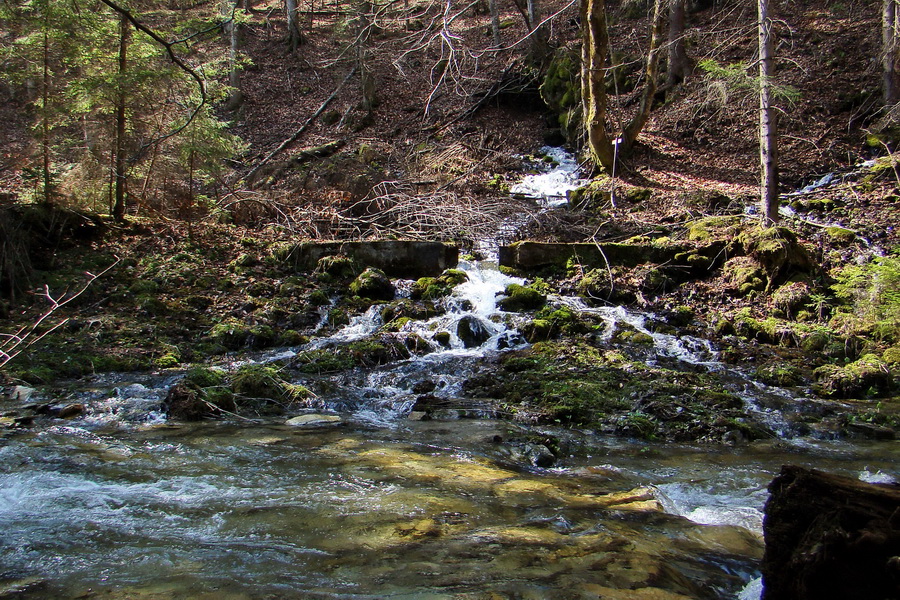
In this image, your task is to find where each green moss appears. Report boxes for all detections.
[462,340,749,440]
[229,253,258,271]
[814,354,892,398]
[497,283,546,312]
[129,279,159,294]
[883,346,900,365]
[568,178,612,210]
[723,257,766,295]
[317,254,357,278]
[208,319,251,350]
[155,353,180,368]
[349,268,394,300]
[624,187,652,203]
[755,362,803,387]
[184,366,226,388]
[292,337,411,374]
[686,216,743,242]
[231,364,310,402]
[825,226,856,244]
[412,269,468,300]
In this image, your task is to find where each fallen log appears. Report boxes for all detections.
[761,465,900,600]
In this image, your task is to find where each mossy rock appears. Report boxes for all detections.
[231,364,310,403]
[539,46,582,142]
[317,254,358,278]
[165,368,236,421]
[610,322,653,345]
[247,281,276,298]
[248,324,277,349]
[412,269,467,300]
[307,289,331,306]
[723,256,766,295]
[825,226,856,245]
[184,366,226,388]
[208,319,251,350]
[813,354,893,398]
[186,295,214,310]
[756,361,804,387]
[883,346,900,365]
[129,279,159,295]
[734,226,814,289]
[623,187,652,203]
[349,267,395,300]
[771,281,812,318]
[229,253,258,271]
[497,283,546,312]
[523,318,553,343]
[568,178,612,210]
[293,337,411,373]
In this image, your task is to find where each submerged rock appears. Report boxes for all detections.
[286,414,342,427]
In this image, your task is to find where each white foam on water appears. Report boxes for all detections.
[859,468,896,484]
[509,146,588,207]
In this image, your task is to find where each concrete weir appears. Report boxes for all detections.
[500,241,708,271]
[282,240,459,278]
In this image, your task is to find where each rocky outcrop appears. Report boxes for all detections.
[279,240,458,278]
[761,465,900,600]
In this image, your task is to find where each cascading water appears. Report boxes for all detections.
[1,148,897,600]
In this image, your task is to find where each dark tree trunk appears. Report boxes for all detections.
[884,0,898,105]
[41,25,52,206]
[113,12,130,223]
[762,465,900,600]
[666,0,689,87]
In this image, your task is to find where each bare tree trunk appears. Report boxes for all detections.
[758,0,779,223]
[526,0,550,64]
[581,0,614,171]
[490,0,501,48]
[113,12,130,223]
[620,0,665,156]
[666,0,689,87]
[285,0,302,51]
[224,0,243,109]
[883,0,898,105]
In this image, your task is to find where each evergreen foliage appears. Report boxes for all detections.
[0,0,244,216]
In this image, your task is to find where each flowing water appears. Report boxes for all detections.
[2,150,897,599]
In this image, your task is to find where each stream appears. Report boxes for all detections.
[1,149,897,599]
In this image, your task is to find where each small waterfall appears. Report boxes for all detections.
[509,146,589,207]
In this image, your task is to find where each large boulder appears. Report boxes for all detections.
[761,465,900,600]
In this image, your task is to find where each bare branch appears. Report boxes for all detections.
[0,257,120,370]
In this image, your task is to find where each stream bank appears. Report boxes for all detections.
[1,148,898,599]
